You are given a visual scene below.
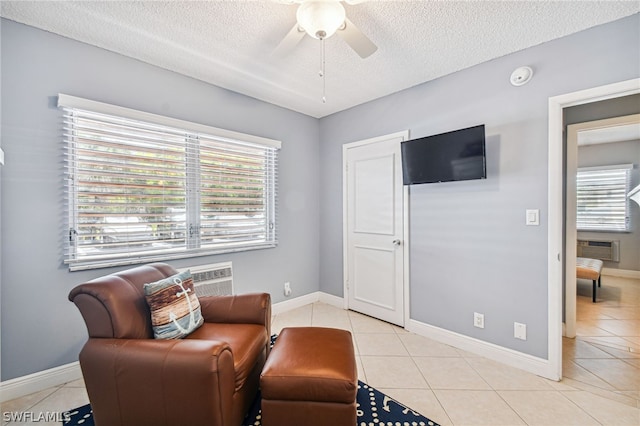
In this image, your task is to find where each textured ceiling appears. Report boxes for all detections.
[2,1,639,118]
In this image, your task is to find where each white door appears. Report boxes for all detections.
[344,132,407,326]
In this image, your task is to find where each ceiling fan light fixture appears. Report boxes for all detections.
[296,0,346,40]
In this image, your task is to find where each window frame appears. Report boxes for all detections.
[59,94,281,271]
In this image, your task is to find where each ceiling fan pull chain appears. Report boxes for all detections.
[320,36,326,103]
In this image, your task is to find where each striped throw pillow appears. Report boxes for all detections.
[144,270,204,339]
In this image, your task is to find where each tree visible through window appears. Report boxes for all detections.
[576,165,631,232]
[60,95,280,270]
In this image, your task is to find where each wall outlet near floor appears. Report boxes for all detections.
[514,322,527,340]
[283,282,292,297]
[474,312,485,329]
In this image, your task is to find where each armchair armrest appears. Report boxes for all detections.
[80,338,235,426]
[199,292,271,329]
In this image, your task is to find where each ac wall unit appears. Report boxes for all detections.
[577,240,620,262]
[180,261,233,297]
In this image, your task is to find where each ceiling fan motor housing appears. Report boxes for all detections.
[296,0,346,40]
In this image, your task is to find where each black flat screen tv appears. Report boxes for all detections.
[401,124,486,185]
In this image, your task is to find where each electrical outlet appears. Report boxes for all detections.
[474,312,484,329]
[514,322,527,340]
[284,282,292,297]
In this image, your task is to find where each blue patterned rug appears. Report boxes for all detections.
[241,380,439,426]
[64,381,438,426]
[64,335,439,426]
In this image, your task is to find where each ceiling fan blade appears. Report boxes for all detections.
[272,24,306,58]
[337,17,377,58]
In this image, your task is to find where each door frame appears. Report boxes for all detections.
[342,130,410,326]
[565,114,640,338]
[548,78,639,379]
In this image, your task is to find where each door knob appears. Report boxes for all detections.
[392,239,401,246]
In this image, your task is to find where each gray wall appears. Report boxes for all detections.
[577,139,640,271]
[0,19,320,381]
[319,14,639,359]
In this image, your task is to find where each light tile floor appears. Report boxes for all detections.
[561,274,640,419]
[2,276,639,425]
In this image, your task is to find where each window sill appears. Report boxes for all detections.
[66,242,277,271]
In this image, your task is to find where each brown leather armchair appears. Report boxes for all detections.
[68,262,271,426]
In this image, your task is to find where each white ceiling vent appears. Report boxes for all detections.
[182,261,233,297]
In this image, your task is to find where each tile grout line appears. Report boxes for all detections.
[491,389,542,426]
[458,356,531,425]
[569,276,640,413]
[397,329,456,426]
[344,306,368,384]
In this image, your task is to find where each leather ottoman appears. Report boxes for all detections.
[260,327,357,426]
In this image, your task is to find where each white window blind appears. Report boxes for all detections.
[59,94,280,271]
[576,165,632,232]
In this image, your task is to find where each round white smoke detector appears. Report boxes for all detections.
[510,66,534,86]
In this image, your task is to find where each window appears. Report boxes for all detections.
[576,165,632,232]
[59,94,280,271]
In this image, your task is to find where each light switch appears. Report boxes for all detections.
[514,322,527,340]
[526,209,539,226]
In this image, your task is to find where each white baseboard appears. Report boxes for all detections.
[274,294,559,380]
[272,291,321,315]
[318,292,344,308]
[272,291,344,315]
[602,268,640,279]
[0,362,82,403]
[406,319,560,381]
[1,293,560,402]
[0,291,344,403]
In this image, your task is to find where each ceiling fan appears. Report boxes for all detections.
[273,0,378,59]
